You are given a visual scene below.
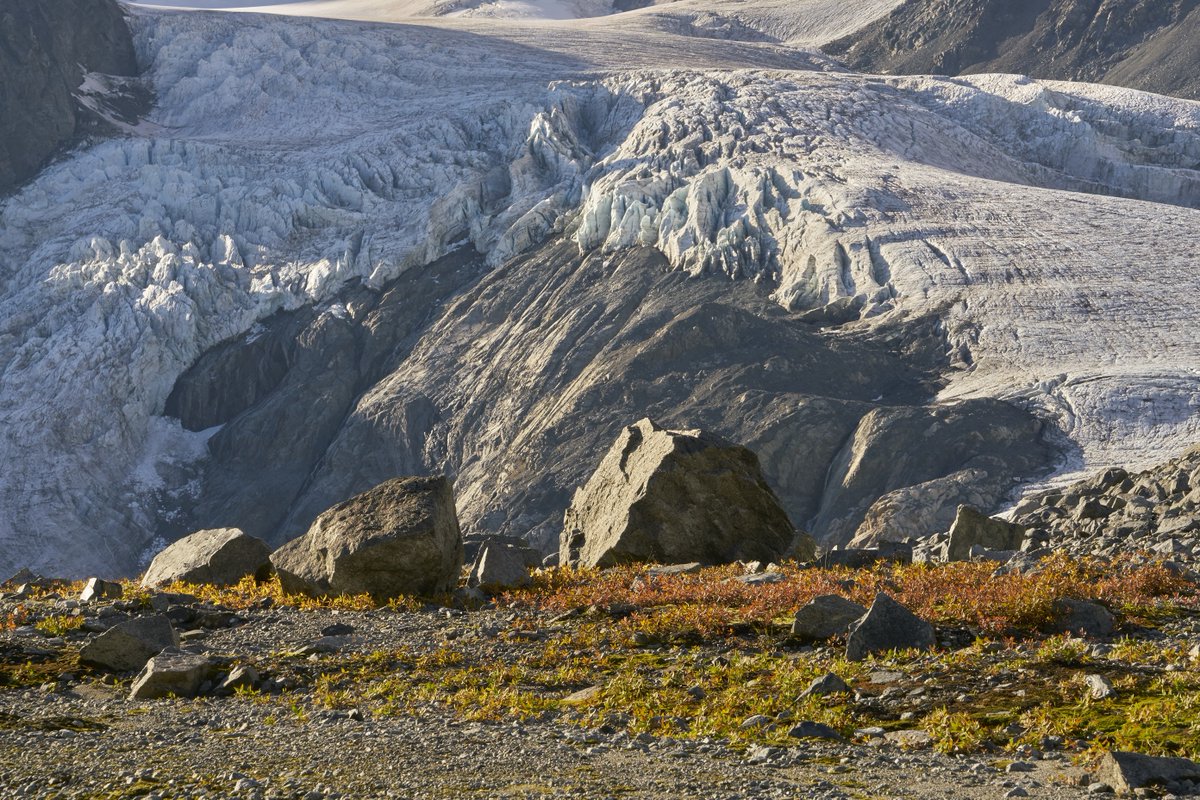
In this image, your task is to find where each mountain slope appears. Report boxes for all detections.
[0,6,1198,576]
[0,0,139,193]
[825,0,1200,100]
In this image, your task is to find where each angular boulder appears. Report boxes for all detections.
[791,595,868,640]
[129,650,217,700]
[141,528,272,589]
[1051,598,1115,638]
[468,542,536,590]
[271,476,463,598]
[79,616,178,672]
[946,505,1026,562]
[79,577,123,604]
[559,419,812,568]
[1095,751,1200,795]
[845,593,936,661]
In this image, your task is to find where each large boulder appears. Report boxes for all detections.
[791,595,868,640]
[468,542,537,590]
[1095,751,1200,795]
[129,650,218,700]
[141,528,272,589]
[79,616,178,672]
[559,419,812,568]
[271,476,463,598]
[846,593,936,661]
[946,505,1026,562]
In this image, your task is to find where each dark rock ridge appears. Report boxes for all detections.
[160,237,1056,561]
[0,0,139,194]
[826,0,1200,100]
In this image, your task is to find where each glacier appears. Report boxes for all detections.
[1,2,1198,575]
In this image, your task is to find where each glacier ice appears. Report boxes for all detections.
[1,5,1199,574]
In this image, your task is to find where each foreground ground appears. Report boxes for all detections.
[2,557,1198,798]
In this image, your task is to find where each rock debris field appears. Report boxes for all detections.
[3,440,1200,799]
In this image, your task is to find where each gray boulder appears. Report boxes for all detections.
[79,578,123,604]
[129,650,217,700]
[1095,751,1200,795]
[1051,599,1115,638]
[560,419,812,568]
[946,506,1026,562]
[271,476,463,598]
[791,595,867,640]
[80,616,178,672]
[846,593,936,661]
[468,542,536,589]
[801,672,852,697]
[142,528,272,589]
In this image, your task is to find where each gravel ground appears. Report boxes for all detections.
[0,602,1107,800]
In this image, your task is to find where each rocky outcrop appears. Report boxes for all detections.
[559,419,809,568]
[1011,444,1200,559]
[271,476,464,599]
[791,595,868,640]
[142,528,272,589]
[825,0,1200,100]
[0,0,138,193]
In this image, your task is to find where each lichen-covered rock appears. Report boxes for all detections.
[141,528,272,589]
[271,476,463,599]
[560,419,811,568]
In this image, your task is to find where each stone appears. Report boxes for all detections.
[1096,751,1200,794]
[219,665,259,693]
[845,593,936,661]
[646,563,703,576]
[946,506,1026,562]
[562,685,602,705]
[142,528,272,589]
[732,572,788,585]
[79,616,178,672]
[129,650,217,700]
[468,542,535,589]
[271,476,463,598]
[801,672,851,697]
[1085,674,1115,700]
[79,578,122,604]
[1052,599,1116,638]
[787,721,844,741]
[559,419,812,567]
[792,595,868,640]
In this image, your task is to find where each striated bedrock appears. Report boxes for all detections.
[0,0,138,193]
[825,0,1200,100]
[163,238,1055,559]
